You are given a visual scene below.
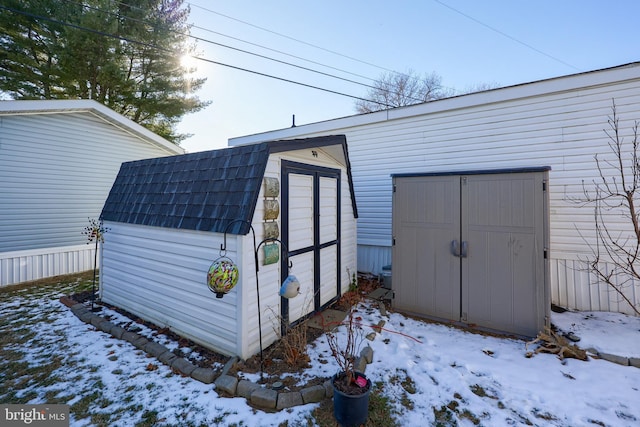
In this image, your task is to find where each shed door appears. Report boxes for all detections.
[392,171,549,337]
[282,161,341,326]
[392,176,461,320]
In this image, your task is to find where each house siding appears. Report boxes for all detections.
[0,107,180,286]
[101,221,243,356]
[230,65,640,315]
[0,244,94,286]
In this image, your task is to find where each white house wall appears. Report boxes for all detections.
[0,244,95,286]
[230,66,640,315]
[0,110,179,286]
[100,221,244,357]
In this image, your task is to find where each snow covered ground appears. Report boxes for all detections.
[552,309,640,360]
[1,279,639,426]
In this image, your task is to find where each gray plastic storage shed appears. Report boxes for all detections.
[391,167,550,337]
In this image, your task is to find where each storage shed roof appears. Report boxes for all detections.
[101,135,357,235]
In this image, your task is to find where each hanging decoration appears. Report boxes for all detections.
[207,255,239,298]
[218,218,302,380]
[263,243,279,265]
[279,274,301,299]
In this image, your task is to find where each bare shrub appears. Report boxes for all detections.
[578,100,640,315]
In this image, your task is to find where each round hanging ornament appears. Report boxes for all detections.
[207,256,239,298]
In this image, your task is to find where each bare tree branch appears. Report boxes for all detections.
[577,100,640,315]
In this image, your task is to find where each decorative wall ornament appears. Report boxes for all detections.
[263,243,279,265]
[264,222,279,239]
[263,177,280,197]
[263,200,280,220]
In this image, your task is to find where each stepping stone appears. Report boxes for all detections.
[372,320,386,333]
[378,301,388,316]
[367,288,394,301]
[307,309,348,331]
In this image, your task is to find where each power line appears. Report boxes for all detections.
[64,0,384,93]
[184,2,463,94]
[62,0,432,105]
[189,24,377,83]
[0,4,394,108]
[187,1,403,76]
[433,0,581,72]
[107,0,379,83]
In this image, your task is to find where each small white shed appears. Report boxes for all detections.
[99,135,358,358]
[0,100,183,287]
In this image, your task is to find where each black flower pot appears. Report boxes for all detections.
[332,372,371,427]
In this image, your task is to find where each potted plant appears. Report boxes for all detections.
[326,275,371,427]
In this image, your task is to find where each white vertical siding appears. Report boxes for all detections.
[230,66,640,315]
[0,244,94,286]
[239,156,287,358]
[340,166,359,286]
[101,222,243,357]
[238,150,358,358]
[0,110,178,286]
[275,149,358,293]
[357,245,391,276]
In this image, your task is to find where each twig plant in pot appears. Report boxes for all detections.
[326,279,372,427]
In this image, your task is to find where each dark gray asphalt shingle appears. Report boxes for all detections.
[101,135,357,235]
[101,143,269,235]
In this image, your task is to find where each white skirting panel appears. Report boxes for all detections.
[550,257,639,316]
[357,244,391,276]
[0,244,95,287]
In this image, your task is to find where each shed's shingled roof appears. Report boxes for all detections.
[101,135,356,235]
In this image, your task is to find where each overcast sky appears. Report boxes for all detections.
[176,0,640,153]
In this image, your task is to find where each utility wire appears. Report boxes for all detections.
[189,24,377,83]
[62,0,430,105]
[62,0,386,94]
[433,0,581,72]
[187,1,402,76]
[0,5,394,108]
[116,0,381,83]
[105,0,377,83]
[183,2,463,94]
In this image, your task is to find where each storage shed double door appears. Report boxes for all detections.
[392,169,550,337]
[282,160,342,325]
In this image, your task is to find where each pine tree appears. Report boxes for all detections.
[0,0,208,144]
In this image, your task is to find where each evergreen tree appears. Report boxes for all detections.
[0,0,208,144]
